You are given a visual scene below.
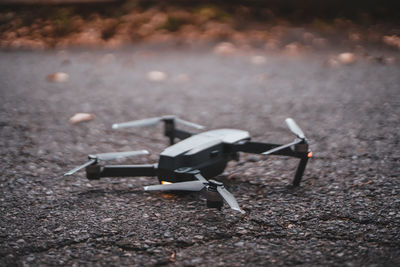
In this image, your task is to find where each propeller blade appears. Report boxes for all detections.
[194,173,208,183]
[285,118,305,139]
[64,159,96,176]
[216,186,245,214]
[92,150,149,161]
[112,116,205,131]
[262,139,301,155]
[175,118,205,130]
[144,181,205,192]
[112,117,162,129]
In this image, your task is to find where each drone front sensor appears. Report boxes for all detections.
[64,116,311,214]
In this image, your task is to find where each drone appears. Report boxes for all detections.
[65,116,312,214]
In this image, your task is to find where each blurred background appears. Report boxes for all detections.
[0,0,399,51]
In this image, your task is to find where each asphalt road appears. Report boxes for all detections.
[0,44,399,266]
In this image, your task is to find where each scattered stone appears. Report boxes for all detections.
[312,38,328,48]
[349,32,361,42]
[234,241,244,247]
[251,55,267,65]
[146,71,167,82]
[99,53,116,65]
[213,42,236,56]
[61,59,71,66]
[54,227,63,232]
[164,231,172,237]
[101,218,113,223]
[383,35,400,49]
[383,56,396,65]
[303,32,314,43]
[265,39,280,50]
[283,42,303,55]
[174,73,190,83]
[191,258,203,264]
[338,52,356,64]
[287,224,295,229]
[46,72,69,83]
[69,113,94,124]
[325,58,340,68]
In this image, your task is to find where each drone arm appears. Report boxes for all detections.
[230,141,303,158]
[293,157,309,186]
[229,141,311,186]
[173,129,193,140]
[86,164,157,180]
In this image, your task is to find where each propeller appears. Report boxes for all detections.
[64,150,149,176]
[144,175,244,214]
[112,115,205,130]
[144,180,205,192]
[285,118,305,139]
[89,150,149,161]
[262,118,307,155]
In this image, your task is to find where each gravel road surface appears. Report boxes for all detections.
[0,45,399,266]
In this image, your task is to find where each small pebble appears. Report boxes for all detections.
[101,218,113,223]
[234,241,244,247]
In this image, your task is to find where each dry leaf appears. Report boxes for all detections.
[146,71,167,82]
[169,252,176,262]
[283,42,303,55]
[383,35,400,49]
[251,55,267,65]
[338,52,356,64]
[47,72,69,82]
[69,113,94,124]
[213,42,236,56]
[325,58,340,68]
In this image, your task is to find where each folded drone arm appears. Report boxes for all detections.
[86,164,157,180]
[230,141,305,158]
[228,141,311,186]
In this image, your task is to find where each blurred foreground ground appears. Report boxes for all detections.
[0,42,399,265]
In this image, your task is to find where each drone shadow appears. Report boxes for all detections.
[216,174,312,198]
[75,188,146,199]
[74,186,199,203]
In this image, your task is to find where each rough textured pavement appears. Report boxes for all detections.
[0,45,399,266]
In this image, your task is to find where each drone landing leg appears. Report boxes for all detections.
[293,157,309,186]
[87,164,157,180]
[164,118,194,145]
